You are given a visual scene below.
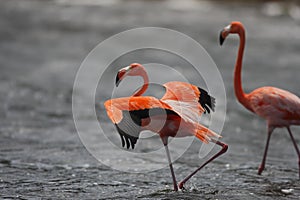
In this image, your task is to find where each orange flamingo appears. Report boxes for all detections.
[104,63,228,191]
[220,21,300,177]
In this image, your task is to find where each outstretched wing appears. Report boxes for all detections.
[198,87,215,114]
[115,110,141,149]
[162,81,215,114]
[161,99,201,124]
[104,96,173,149]
[104,96,172,124]
[104,95,216,148]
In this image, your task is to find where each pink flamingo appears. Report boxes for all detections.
[219,21,300,177]
[104,63,228,190]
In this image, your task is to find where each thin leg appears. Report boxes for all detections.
[162,137,178,191]
[287,127,300,178]
[178,139,228,189]
[258,126,274,175]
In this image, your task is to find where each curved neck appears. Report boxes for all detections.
[132,69,149,97]
[234,28,251,110]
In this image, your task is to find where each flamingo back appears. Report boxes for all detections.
[248,86,300,126]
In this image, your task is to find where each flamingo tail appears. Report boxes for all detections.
[194,125,221,144]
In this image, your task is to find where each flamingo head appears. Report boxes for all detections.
[115,63,144,87]
[219,21,244,45]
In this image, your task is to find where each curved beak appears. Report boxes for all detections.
[115,73,121,87]
[219,30,225,46]
[219,25,231,46]
[115,66,130,87]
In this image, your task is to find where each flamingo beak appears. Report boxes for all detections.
[219,31,225,46]
[219,25,231,46]
[115,66,130,87]
[115,74,121,87]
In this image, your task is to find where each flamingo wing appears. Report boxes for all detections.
[249,87,300,121]
[162,81,215,114]
[104,96,172,124]
[104,95,221,148]
[198,87,216,114]
[104,96,178,149]
[115,110,141,149]
[161,99,201,124]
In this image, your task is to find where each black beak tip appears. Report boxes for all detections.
[115,75,120,87]
[219,31,225,46]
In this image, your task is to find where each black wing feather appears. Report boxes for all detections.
[115,110,141,149]
[198,87,216,114]
[115,108,178,149]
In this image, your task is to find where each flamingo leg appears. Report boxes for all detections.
[287,127,300,178]
[258,127,274,175]
[162,137,178,191]
[178,139,228,190]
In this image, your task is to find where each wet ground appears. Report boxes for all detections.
[1,0,300,199]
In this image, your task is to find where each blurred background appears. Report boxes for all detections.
[1,0,300,199]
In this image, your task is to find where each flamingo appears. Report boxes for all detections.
[219,21,300,177]
[104,63,228,191]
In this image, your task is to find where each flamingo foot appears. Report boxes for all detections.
[178,181,185,190]
[258,165,264,175]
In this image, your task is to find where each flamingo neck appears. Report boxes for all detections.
[133,69,149,97]
[234,28,252,111]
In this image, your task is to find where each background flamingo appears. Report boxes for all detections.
[220,21,300,177]
[104,63,228,190]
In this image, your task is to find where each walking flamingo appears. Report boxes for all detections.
[219,21,300,177]
[104,63,228,190]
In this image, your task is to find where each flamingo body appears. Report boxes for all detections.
[104,63,228,190]
[248,87,300,127]
[104,95,219,149]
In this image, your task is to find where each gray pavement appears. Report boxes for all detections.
[0,0,300,199]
